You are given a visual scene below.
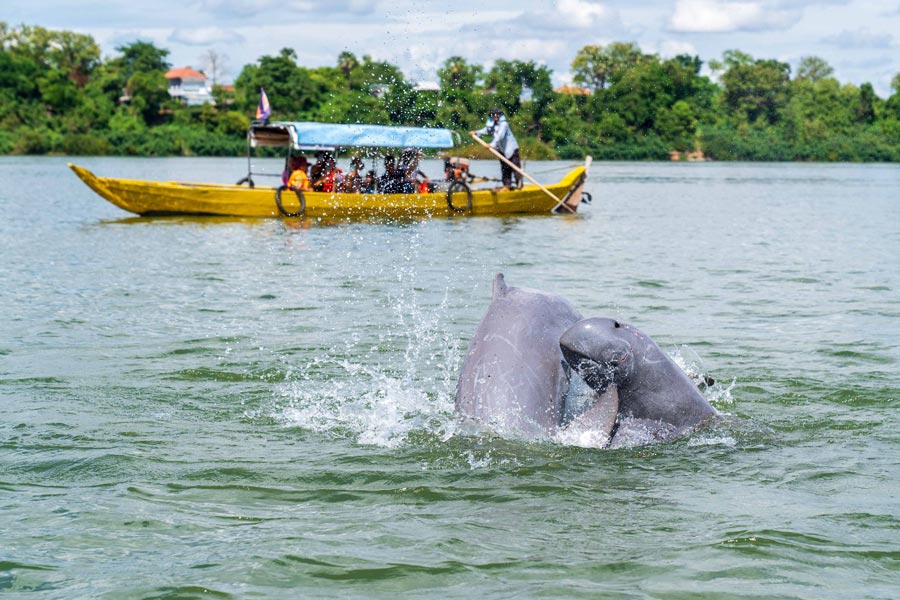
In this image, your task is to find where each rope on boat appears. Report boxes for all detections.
[526,164,585,176]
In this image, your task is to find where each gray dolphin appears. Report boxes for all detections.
[559,317,718,438]
[455,273,619,439]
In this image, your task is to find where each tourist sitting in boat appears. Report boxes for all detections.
[471,108,522,191]
[399,147,430,193]
[361,169,377,193]
[311,153,343,193]
[444,157,470,182]
[309,151,328,182]
[282,154,303,185]
[286,155,311,191]
[425,157,468,193]
[341,155,366,193]
[378,154,404,193]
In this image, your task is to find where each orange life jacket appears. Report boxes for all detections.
[288,169,310,191]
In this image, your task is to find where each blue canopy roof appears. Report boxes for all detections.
[250,121,457,150]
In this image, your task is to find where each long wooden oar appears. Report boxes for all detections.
[469,133,576,214]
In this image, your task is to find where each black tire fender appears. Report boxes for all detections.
[446,180,473,213]
[275,185,306,217]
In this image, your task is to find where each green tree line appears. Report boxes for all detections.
[3,22,900,161]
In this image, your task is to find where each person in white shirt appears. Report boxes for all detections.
[471,108,522,190]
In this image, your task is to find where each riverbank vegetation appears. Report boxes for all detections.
[3,23,900,161]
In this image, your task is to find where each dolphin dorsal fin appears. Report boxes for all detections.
[492,273,509,300]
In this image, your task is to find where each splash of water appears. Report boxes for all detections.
[276,365,455,448]
[271,225,463,448]
[670,344,736,408]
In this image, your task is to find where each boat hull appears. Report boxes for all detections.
[68,163,587,219]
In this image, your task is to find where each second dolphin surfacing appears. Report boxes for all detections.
[454,273,620,441]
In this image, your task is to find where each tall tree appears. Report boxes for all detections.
[48,30,100,88]
[347,54,404,92]
[571,42,645,92]
[113,41,170,79]
[110,41,171,125]
[200,49,228,87]
[1,26,102,114]
[435,56,483,130]
[886,72,900,120]
[337,51,359,81]
[571,45,611,91]
[438,56,481,92]
[719,53,791,126]
[857,82,876,124]
[796,56,833,82]
[233,48,329,118]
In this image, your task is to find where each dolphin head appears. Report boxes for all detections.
[559,317,636,394]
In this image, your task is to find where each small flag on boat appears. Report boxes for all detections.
[256,87,271,121]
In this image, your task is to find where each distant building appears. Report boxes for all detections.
[368,83,390,98]
[217,84,235,106]
[165,67,214,106]
[413,81,440,92]
[554,86,591,96]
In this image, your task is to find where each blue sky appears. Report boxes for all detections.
[6,0,900,96]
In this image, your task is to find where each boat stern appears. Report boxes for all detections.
[552,157,592,214]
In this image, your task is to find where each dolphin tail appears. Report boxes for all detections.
[492,273,509,300]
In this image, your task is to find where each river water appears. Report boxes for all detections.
[2,156,899,598]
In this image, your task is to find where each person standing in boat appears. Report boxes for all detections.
[471,108,521,191]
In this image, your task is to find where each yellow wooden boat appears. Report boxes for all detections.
[68,121,591,219]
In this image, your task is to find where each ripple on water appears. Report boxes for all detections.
[0,561,61,595]
[4,159,900,599]
[128,586,233,599]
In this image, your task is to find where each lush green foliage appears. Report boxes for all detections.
[3,22,900,161]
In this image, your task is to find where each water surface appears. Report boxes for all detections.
[2,156,899,598]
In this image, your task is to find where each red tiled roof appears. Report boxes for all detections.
[165,67,206,80]
[555,85,591,95]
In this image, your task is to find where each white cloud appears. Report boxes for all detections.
[335,0,376,13]
[193,0,271,18]
[169,27,245,46]
[514,0,622,32]
[102,29,173,53]
[822,28,894,49]
[776,0,848,8]
[193,0,376,19]
[668,0,801,33]
[838,55,894,70]
[658,39,699,57]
